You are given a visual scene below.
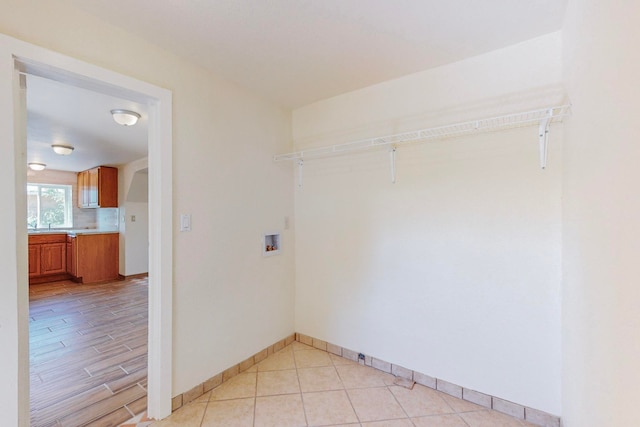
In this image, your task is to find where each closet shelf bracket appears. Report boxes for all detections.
[538,109,553,169]
[389,146,397,184]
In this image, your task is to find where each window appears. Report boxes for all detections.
[27,184,73,229]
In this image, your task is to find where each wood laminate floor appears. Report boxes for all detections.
[30,276,149,427]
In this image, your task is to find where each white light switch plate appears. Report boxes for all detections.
[180,214,191,232]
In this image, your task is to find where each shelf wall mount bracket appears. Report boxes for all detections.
[297,159,304,188]
[389,145,397,184]
[538,109,553,169]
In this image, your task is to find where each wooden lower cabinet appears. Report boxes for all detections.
[29,232,119,284]
[66,236,76,277]
[72,233,119,284]
[29,234,68,284]
[28,244,41,278]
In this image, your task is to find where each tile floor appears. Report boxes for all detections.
[136,341,536,427]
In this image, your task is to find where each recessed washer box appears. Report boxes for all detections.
[263,232,281,257]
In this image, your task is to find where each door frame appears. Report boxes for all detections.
[0,34,173,425]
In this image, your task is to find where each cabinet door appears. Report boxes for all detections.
[66,238,77,277]
[41,243,66,275]
[97,167,118,207]
[88,168,99,208]
[77,170,86,208]
[28,245,41,278]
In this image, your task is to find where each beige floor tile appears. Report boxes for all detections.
[245,364,258,373]
[440,393,485,413]
[330,353,359,366]
[336,364,395,389]
[294,349,333,368]
[254,394,307,427]
[303,390,359,425]
[193,391,211,403]
[412,414,469,427]
[361,420,414,427]
[459,410,527,427]
[200,398,254,427]
[257,349,296,371]
[298,366,344,392]
[209,372,257,401]
[151,402,207,427]
[389,384,455,417]
[347,387,408,422]
[257,369,300,396]
[292,341,314,352]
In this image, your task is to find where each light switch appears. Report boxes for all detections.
[180,214,191,232]
[131,215,136,222]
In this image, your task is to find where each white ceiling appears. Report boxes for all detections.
[27,75,148,173]
[26,1,567,172]
[71,0,567,108]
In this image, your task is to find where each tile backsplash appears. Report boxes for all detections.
[97,208,119,231]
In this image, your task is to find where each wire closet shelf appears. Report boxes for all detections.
[274,105,570,163]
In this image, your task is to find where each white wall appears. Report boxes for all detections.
[293,33,563,415]
[0,0,294,416]
[562,1,640,426]
[119,159,150,276]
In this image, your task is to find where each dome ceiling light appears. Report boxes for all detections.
[51,144,74,155]
[28,163,46,171]
[110,109,141,126]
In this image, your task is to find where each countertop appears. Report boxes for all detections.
[28,229,119,236]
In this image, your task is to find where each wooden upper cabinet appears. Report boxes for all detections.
[77,166,118,208]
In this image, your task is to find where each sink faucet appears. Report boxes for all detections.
[48,223,51,230]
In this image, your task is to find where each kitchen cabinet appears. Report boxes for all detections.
[29,232,120,285]
[66,235,76,277]
[77,166,118,208]
[29,234,68,283]
[71,233,119,284]
[41,242,66,275]
[28,245,41,277]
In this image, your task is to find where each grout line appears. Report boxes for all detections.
[291,344,309,427]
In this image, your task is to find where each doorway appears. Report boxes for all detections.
[0,35,173,425]
[26,73,151,425]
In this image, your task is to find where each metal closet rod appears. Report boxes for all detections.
[274,104,571,164]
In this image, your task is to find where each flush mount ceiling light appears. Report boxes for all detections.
[28,162,46,171]
[51,144,74,155]
[110,109,141,126]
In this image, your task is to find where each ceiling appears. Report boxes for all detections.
[26,1,567,173]
[72,0,567,108]
[27,74,148,173]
